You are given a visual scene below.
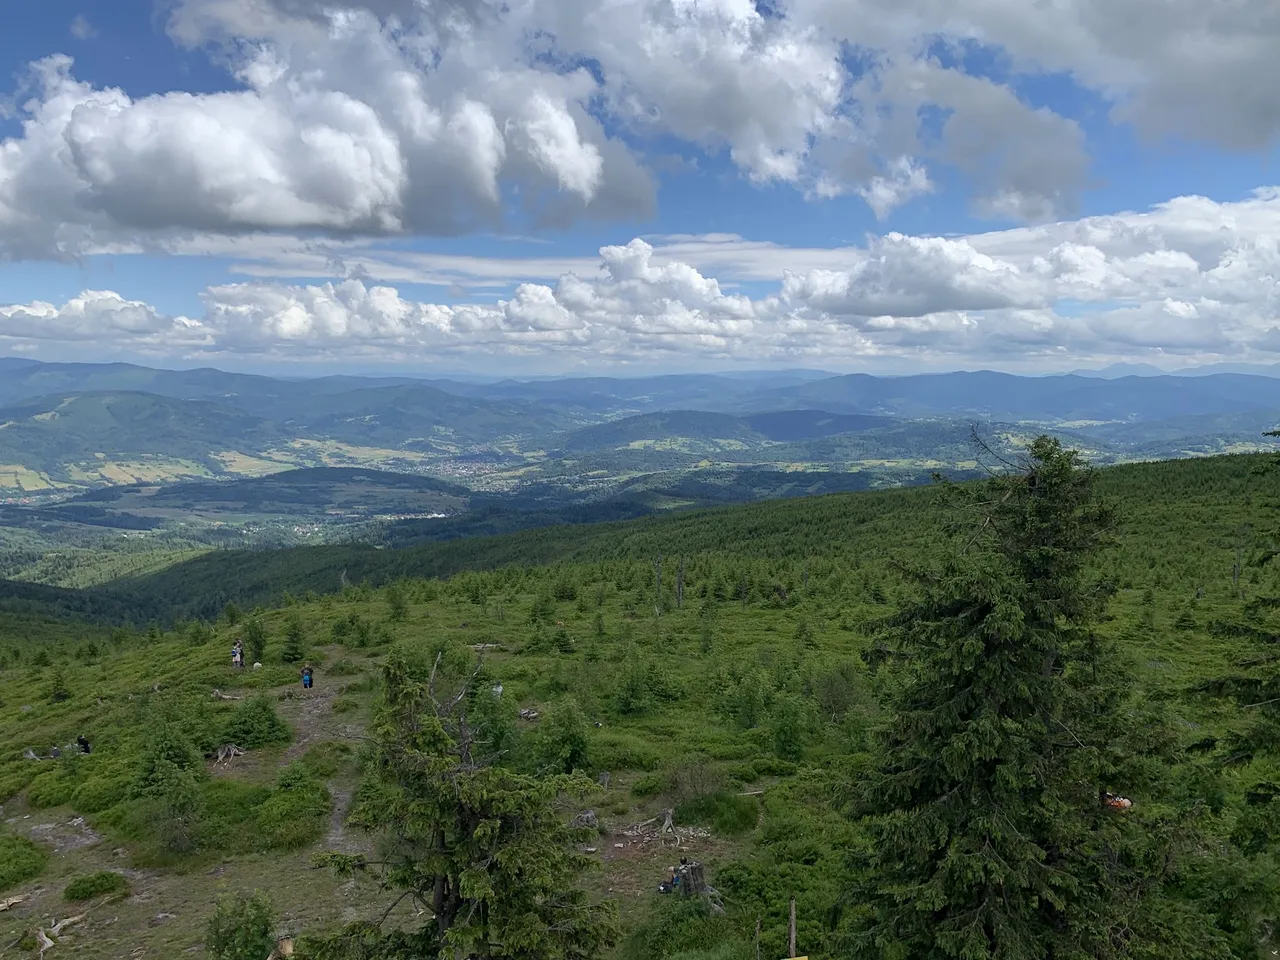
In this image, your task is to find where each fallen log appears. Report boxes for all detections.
[214,744,245,765]
[49,913,85,936]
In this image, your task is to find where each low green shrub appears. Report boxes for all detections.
[222,697,292,749]
[26,768,74,809]
[71,773,131,814]
[675,791,758,837]
[256,764,330,850]
[750,757,797,778]
[326,658,362,676]
[199,779,271,855]
[630,772,665,798]
[64,870,129,901]
[620,898,738,960]
[0,834,48,892]
[0,768,33,803]
[339,674,379,694]
[207,891,276,960]
[331,696,359,714]
[301,741,353,778]
[592,731,661,771]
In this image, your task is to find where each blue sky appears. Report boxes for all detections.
[1,0,1279,375]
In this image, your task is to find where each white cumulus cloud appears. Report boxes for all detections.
[4,0,1279,258]
[6,189,1280,370]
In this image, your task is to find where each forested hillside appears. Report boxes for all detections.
[0,448,1279,958]
[52,451,1279,624]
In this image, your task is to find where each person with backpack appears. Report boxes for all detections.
[301,663,314,690]
[76,735,91,755]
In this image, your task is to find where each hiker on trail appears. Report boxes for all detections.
[50,745,60,759]
[232,640,243,669]
[301,663,314,690]
[76,735,91,755]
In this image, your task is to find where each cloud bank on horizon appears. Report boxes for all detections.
[1,0,1279,372]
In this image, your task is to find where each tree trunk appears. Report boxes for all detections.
[788,897,796,957]
[676,557,685,610]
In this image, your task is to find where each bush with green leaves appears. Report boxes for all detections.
[281,614,306,663]
[620,898,738,960]
[0,768,33,804]
[206,891,276,960]
[242,619,268,664]
[535,696,590,774]
[26,766,75,809]
[72,769,132,814]
[222,696,292,749]
[768,693,815,762]
[0,833,48,892]
[256,763,331,850]
[47,665,71,703]
[631,771,664,798]
[385,582,408,621]
[674,791,758,837]
[326,657,361,676]
[133,724,205,798]
[64,870,129,901]
[147,760,204,855]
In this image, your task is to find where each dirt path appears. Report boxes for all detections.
[280,683,343,764]
[274,651,372,855]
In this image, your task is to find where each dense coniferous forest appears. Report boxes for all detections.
[1,446,1280,957]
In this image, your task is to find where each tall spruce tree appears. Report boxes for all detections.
[847,436,1226,960]
[301,650,618,960]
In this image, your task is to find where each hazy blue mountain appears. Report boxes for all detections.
[1171,362,1280,378]
[1068,363,1168,378]
[749,370,1280,421]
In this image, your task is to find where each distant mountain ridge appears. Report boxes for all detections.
[4,358,1279,423]
[0,358,1278,496]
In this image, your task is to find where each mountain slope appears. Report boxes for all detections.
[61,467,474,520]
[89,450,1276,621]
[557,411,761,453]
[0,391,283,477]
